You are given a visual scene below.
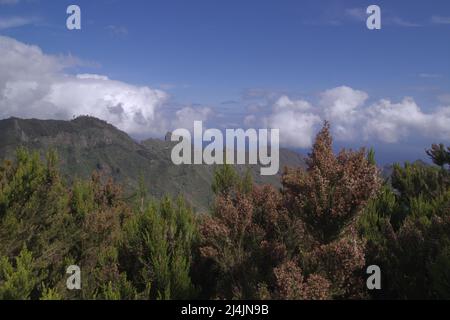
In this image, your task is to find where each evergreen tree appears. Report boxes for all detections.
[211,164,239,196]
[426,143,450,169]
[120,196,197,299]
[0,248,37,300]
[360,144,450,299]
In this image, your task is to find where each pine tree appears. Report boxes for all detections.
[0,247,37,300]
[120,196,197,300]
[426,143,450,169]
[211,164,239,196]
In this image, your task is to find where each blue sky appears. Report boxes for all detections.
[0,0,450,164]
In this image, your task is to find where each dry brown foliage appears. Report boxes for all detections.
[199,122,381,299]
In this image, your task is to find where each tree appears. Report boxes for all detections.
[0,247,37,300]
[282,122,381,298]
[198,122,381,299]
[211,164,239,196]
[360,144,450,299]
[426,144,450,169]
[0,149,74,299]
[0,148,198,300]
[120,197,197,300]
[367,148,376,166]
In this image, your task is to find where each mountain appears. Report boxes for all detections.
[0,116,306,212]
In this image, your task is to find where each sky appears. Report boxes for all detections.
[0,0,449,164]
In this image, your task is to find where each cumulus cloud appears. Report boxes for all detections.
[254,86,450,148]
[364,99,450,143]
[1,35,448,148]
[320,86,368,140]
[0,36,212,137]
[274,95,312,112]
[264,96,321,148]
[171,106,213,132]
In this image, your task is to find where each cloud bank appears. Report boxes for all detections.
[1,36,449,149]
[258,86,450,148]
[0,35,211,137]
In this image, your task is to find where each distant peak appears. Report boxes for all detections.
[71,115,106,123]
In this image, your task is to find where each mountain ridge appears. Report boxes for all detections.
[0,116,306,212]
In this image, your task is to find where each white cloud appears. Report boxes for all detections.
[171,106,212,132]
[364,98,430,143]
[267,111,321,149]
[274,95,312,112]
[320,86,368,118]
[253,86,450,148]
[264,96,321,148]
[1,36,448,148]
[0,36,213,137]
[320,86,368,140]
[364,99,450,143]
[76,74,110,81]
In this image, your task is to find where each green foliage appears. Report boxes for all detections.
[1,137,449,301]
[211,164,239,196]
[429,246,450,299]
[0,148,198,300]
[367,148,376,166]
[392,161,447,202]
[426,143,450,169]
[95,275,137,300]
[212,165,254,197]
[359,185,396,246]
[0,149,73,299]
[360,144,450,299]
[40,285,62,300]
[120,197,197,300]
[240,169,254,195]
[0,247,37,300]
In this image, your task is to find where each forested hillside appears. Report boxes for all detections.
[0,123,449,300]
[0,117,305,212]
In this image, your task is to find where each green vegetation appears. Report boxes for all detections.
[359,144,450,299]
[0,148,198,300]
[0,117,305,213]
[0,121,449,300]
